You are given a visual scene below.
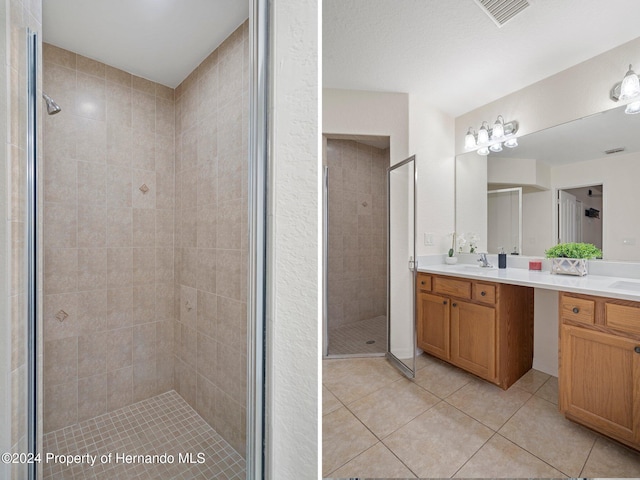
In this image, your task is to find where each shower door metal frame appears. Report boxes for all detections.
[323,166,329,356]
[26,29,39,480]
[247,0,268,478]
[386,155,417,379]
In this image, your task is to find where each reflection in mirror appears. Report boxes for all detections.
[488,188,522,255]
[456,103,640,261]
[558,185,603,251]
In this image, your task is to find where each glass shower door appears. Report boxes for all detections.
[387,155,416,378]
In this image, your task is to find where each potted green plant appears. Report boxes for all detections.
[545,242,602,276]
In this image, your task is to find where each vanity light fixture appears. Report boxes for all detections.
[610,64,640,114]
[491,115,505,139]
[504,137,518,148]
[464,127,477,149]
[464,116,519,155]
[477,121,490,144]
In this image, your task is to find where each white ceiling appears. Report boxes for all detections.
[43,0,249,88]
[323,0,640,117]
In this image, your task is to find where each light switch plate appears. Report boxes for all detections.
[424,233,434,246]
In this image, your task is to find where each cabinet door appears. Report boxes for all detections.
[416,292,450,360]
[560,325,640,445]
[450,300,496,381]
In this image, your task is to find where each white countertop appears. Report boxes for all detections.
[417,263,640,302]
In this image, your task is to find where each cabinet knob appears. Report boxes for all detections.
[452,303,458,307]
[635,346,640,354]
[572,307,580,314]
[443,300,447,305]
[481,291,486,296]
[421,281,425,285]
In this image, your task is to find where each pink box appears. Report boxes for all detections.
[529,260,542,271]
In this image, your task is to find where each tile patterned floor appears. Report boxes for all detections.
[323,354,640,479]
[327,315,386,356]
[42,390,245,480]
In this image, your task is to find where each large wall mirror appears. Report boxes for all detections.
[456,103,640,261]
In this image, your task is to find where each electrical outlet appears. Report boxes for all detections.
[424,233,434,246]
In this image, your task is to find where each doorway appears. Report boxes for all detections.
[323,136,389,356]
[557,185,603,251]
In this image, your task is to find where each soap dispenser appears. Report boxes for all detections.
[498,247,507,269]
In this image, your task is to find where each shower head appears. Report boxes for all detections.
[42,93,61,115]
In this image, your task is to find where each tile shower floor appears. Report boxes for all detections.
[323,354,640,479]
[42,390,245,480]
[327,315,387,356]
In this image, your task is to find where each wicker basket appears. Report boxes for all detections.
[551,258,588,276]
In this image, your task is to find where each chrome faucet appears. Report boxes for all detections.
[477,253,492,268]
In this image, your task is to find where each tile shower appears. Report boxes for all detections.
[40,19,248,476]
[326,139,388,355]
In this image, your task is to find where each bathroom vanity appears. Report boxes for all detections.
[416,272,533,389]
[560,291,640,451]
[416,263,640,451]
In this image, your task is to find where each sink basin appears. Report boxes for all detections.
[449,265,494,273]
[609,281,640,292]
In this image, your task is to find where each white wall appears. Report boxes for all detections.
[409,94,456,257]
[323,88,409,164]
[455,36,640,154]
[533,289,559,376]
[522,190,554,257]
[487,190,520,255]
[268,0,318,478]
[553,152,639,261]
[455,152,487,253]
[488,157,550,190]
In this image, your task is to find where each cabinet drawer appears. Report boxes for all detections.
[561,296,595,325]
[417,274,432,292]
[606,303,640,335]
[433,277,471,299]
[473,283,496,304]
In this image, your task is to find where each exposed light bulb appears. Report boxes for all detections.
[491,116,505,139]
[464,127,476,149]
[620,65,640,100]
[477,122,489,144]
[489,142,503,153]
[504,138,518,148]
[477,146,489,156]
[625,100,640,114]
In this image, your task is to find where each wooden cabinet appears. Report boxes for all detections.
[451,300,496,381]
[559,292,640,450]
[416,272,533,389]
[417,292,450,360]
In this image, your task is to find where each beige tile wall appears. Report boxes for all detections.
[42,43,175,432]
[174,21,248,456]
[326,139,388,328]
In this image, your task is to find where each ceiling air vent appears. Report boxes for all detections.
[473,0,530,27]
